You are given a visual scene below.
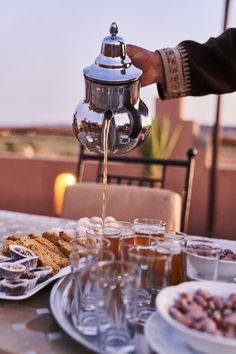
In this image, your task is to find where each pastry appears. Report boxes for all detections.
[2,232,70,275]
[59,230,74,242]
[0,262,26,280]
[32,266,53,283]
[58,238,72,257]
[15,256,38,271]
[43,231,72,256]
[0,255,12,263]
[42,231,60,245]
[21,272,40,290]
[9,244,37,260]
[3,239,60,275]
[33,235,67,258]
[1,279,28,296]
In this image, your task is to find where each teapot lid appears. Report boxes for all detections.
[83,22,142,83]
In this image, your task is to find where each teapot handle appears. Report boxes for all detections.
[72,114,79,138]
[126,100,148,139]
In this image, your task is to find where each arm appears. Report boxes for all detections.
[127,28,236,99]
[158,28,236,98]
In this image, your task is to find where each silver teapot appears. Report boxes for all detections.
[73,22,151,154]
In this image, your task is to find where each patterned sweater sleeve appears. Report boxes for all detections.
[157,28,236,99]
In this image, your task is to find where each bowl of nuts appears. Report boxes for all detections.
[156,281,236,354]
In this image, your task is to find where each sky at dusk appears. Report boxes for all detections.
[0,0,235,127]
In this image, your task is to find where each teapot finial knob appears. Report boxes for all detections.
[110,22,118,37]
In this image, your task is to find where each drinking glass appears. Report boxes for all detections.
[88,227,122,259]
[70,235,111,278]
[128,244,170,324]
[70,236,114,335]
[157,231,187,285]
[133,218,166,238]
[90,260,140,353]
[104,221,134,236]
[104,221,135,259]
[119,234,158,262]
[186,238,221,281]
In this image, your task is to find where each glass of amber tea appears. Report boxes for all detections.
[157,231,187,285]
[128,244,171,324]
[133,218,166,238]
[119,234,158,262]
[87,227,122,260]
[104,221,134,238]
[104,220,133,232]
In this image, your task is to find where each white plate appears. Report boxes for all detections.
[144,311,196,354]
[0,265,71,300]
[156,281,236,354]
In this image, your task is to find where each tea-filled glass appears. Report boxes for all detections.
[157,231,187,285]
[87,227,123,259]
[133,218,166,238]
[128,244,170,324]
[119,234,158,262]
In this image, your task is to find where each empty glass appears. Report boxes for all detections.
[133,218,166,238]
[186,238,221,281]
[70,236,114,335]
[90,260,140,353]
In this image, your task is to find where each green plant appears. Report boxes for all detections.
[140,116,182,178]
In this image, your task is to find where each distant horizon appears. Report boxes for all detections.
[1,122,236,130]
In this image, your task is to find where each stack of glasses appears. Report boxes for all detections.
[69,218,221,353]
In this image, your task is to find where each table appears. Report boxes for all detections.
[0,210,152,354]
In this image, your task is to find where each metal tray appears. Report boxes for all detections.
[50,275,151,354]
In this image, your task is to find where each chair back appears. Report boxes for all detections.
[62,182,182,231]
[73,147,197,232]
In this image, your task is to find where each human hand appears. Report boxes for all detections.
[126,44,164,87]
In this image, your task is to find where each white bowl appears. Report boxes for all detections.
[219,259,236,281]
[187,252,218,280]
[156,281,236,354]
[217,239,236,281]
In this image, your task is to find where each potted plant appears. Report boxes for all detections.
[140,116,182,179]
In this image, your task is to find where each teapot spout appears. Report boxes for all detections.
[104,109,113,121]
[101,109,117,154]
